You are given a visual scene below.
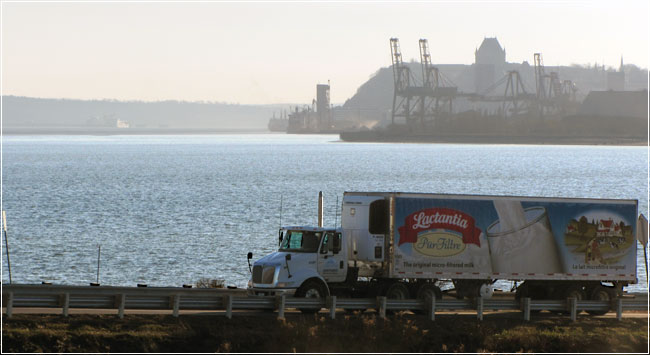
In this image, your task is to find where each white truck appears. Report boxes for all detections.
[247,192,641,313]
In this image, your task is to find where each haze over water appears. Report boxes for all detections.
[1,134,648,293]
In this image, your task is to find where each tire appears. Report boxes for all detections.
[295,280,326,314]
[587,286,613,316]
[384,282,410,315]
[385,282,410,299]
[563,286,586,300]
[414,283,442,315]
[557,285,586,315]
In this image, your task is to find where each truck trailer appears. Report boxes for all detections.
[247,192,640,314]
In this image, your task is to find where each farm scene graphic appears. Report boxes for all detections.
[564,212,634,265]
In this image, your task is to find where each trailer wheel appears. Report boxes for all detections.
[295,279,326,314]
[413,284,442,314]
[384,282,410,315]
[557,285,586,315]
[563,286,586,301]
[385,282,410,300]
[587,286,613,316]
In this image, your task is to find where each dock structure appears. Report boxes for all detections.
[388,38,581,129]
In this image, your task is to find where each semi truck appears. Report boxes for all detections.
[247,191,642,313]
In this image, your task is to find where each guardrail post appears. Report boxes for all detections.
[276,295,285,320]
[6,292,13,318]
[569,297,577,322]
[522,297,530,321]
[616,298,623,321]
[225,294,232,319]
[327,296,336,319]
[377,296,386,319]
[172,294,180,318]
[428,297,436,321]
[477,296,483,321]
[62,293,70,317]
[118,294,126,319]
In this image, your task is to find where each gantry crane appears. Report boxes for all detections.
[533,53,578,116]
[390,38,419,125]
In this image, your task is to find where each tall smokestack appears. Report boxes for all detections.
[318,191,324,227]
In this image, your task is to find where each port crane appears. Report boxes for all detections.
[390,38,459,127]
[389,39,579,127]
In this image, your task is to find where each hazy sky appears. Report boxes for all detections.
[2,1,648,104]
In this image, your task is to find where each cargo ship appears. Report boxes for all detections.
[267,111,288,132]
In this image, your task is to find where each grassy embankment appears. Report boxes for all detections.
[2,313,648,353]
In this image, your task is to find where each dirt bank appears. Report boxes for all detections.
[2,312,647,353]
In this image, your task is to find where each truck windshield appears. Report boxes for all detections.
[279,230,322,253]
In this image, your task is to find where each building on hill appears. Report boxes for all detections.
[475,37,506,65]
[474,37,507,94]
[607,57,625,91]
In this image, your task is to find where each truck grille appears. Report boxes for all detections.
[262,266,275,284]
[252,265,263,283]
[252,265,276,284]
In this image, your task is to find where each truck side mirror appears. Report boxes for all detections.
[278,230,284,246]
[284,253,292,278]
[247,252,253,260]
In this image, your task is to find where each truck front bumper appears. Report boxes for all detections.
[247,287,297,297]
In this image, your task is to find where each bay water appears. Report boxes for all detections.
[1,134,648,292]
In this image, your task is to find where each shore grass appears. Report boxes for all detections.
[2,312,648,353]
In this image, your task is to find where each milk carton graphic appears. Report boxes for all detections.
[486,200,562,274]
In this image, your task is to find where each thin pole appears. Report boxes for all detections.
[279,195,283,228]
[96,245,101,284]
[2,211,12,284]
[335,196,339,228]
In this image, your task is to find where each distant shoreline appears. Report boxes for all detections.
[2,127,271,135]
[339,131,649,146]
[2,128,648,146]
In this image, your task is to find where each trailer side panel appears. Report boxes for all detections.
[390,195,637,282]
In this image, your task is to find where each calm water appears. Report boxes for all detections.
[1,134,648,292]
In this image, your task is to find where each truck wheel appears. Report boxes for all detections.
[385,282,410,299]
[414,284,442,314]
[587,286,613,316]
[295,280,326,314]
[384,282,409,315]
[557,285,585,315]
[416,284,442,301]
[563,286,586,301]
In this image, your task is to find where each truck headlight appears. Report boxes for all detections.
[247,279,252,288]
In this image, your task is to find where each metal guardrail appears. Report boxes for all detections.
[2,284,647,322]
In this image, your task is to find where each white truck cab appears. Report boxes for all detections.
[247,226,345,297]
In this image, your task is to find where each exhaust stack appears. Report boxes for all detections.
[318,191,324,227]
